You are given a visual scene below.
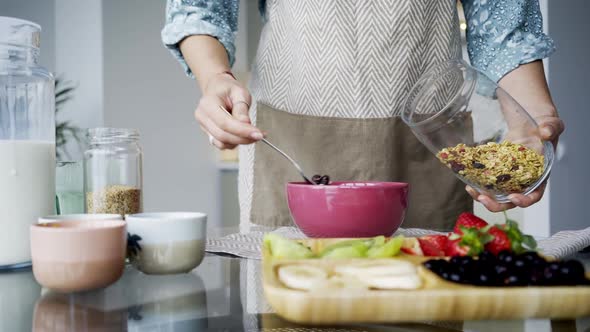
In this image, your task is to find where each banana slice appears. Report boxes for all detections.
[334,260,417,277]
[310,275,369,291]
[277,264,328,291]
[333,260,422,290]
[363,273,423,290]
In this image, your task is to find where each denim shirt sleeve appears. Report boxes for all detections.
[161,0,239,78]
[462,0,555,82]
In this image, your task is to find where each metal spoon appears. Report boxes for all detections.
[218,106,317,185]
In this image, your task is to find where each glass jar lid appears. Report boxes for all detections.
[87,128,140,145]
[0,16,41,49]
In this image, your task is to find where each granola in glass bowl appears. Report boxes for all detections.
[437,142,545,194]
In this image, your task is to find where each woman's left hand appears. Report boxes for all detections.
[466,114,565,212]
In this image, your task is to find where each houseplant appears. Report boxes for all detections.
[55,77,82,160]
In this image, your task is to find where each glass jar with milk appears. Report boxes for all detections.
[0,17,56,269]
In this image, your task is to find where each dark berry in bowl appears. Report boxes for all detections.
[498,250,515,265]
[311,174,331,185]
[562,260,585,277]
[423,248,589,287]
[513,258,527,269]
[520,251,540,261]
[311,174,322,184]
[450,255,473,266]
[504,274,526,286]
[520,251,545,267]
[494,264,508,276]
[478,250,497,263]
[475,272,492,286]
[449,272,462,283]
[423,259,448,273]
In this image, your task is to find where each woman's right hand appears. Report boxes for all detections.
[195,72,264,150]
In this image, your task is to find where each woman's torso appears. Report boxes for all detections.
[239,0,471,231]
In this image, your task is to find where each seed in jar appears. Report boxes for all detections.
[86,185,141,216]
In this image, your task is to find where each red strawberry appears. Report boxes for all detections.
[453,212,488,235]
[418,235,448,256]
[445,238,470,256]
[445,228,492,257]
[485,226,511,255]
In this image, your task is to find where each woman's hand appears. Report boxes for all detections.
[466,113,565,212]
[195,72,264,150]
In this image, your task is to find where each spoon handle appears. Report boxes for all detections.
[260,138,314,184]
[217,106,315,185]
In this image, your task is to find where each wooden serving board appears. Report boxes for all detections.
[262,238,590,325]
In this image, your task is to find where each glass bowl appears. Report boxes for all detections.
[402,59,553,203]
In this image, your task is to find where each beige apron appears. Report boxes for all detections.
[238,0,472,232]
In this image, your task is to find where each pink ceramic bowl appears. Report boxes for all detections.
[286,182,410,238]
[30,220,127,292]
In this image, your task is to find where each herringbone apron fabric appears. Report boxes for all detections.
[238,0,472,232]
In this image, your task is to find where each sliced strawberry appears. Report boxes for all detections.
[485,226,511,255]
[418,235,448,256]
[445,228,492,257]
[401,237,424,256]
[453,212,488,235]
[445,238,470,256]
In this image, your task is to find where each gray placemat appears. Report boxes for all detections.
[206,226,590,260]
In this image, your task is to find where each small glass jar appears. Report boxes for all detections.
[84,128,143,216]
[56,161,84,214]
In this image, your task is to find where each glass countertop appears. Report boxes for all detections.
[1,234,589,331]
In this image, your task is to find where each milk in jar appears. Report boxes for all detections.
[0,141,55,265]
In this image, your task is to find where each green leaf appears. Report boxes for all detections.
[54,75,81,158]
[459,228,488,255]
[479,233,494,244]
[480,225,493,232]
[448,233,461,240]
[521,235,538,250]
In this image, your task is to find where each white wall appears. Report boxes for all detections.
[55,0,103,159]
[547,0,590,233]
[102,0,220,226]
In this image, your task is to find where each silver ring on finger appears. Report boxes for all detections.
[208,134,215,146]
[235,100,250,109]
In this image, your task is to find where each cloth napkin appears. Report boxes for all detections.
[206,226,590,260]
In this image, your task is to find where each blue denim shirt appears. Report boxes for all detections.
[162,0,555,82]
